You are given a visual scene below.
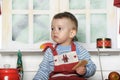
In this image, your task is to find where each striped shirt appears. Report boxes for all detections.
[33,42,96,80]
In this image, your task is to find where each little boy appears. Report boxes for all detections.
[33,12,96,80]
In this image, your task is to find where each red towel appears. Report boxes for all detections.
[0,5,1,15]
[114,0,120,8]
[119,19,120,34]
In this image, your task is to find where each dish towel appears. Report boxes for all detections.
[0,4,1,15]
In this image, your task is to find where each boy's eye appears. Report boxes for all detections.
[51,28,54,31]
[58,27,61,30]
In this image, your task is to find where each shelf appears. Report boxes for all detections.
[89,48,119,52]
[89,48,120,55]
[0,49,43,55]
[0,49,42,53]
[0,48,120,55]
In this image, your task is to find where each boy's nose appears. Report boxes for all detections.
[53,29,57,33]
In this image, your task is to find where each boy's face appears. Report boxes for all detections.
[51,18,76,46]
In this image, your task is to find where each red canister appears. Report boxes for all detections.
[0,68,20,80]
[97,38,111,48]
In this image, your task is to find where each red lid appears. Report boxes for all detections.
[0,68,18,74]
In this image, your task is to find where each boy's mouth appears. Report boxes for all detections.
[54,35,58,38]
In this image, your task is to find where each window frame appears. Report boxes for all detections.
[2,0,118,50]
[60,0,117,49]
[2,0,59,49]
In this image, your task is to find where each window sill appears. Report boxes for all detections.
[0,49,43,55]
[0,48,120,55]
[88,48,120,55]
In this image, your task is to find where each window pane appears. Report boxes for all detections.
[90,14,107,42]
[12,14,28,43]
[12,0,28,10]
[69,0,85,9]
[33,0,49,10]
[33,14,50,43]
[75,14,86,43]
[90,0,106,9]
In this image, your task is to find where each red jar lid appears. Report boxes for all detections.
[96,38,111,48]
[0,68,20,80]
[0,68,18,74]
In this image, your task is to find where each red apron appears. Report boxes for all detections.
[44,42,86,80]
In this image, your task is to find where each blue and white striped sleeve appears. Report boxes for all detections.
[33,49,54,80]
[75,42,96,78]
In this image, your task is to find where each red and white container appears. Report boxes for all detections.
[0,64,20,80]
[96,38,111,48]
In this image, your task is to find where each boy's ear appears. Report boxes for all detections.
[70,30,76,38]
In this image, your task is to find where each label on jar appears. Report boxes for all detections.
[4,76,8,80]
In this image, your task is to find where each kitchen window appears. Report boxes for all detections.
[2,0,58,49]
[59,0,116,49]
[2,0,117,50]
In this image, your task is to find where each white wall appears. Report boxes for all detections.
[1,52,120,80]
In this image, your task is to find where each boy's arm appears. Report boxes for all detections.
[33,49,53,80]
[80,52,96,78]
[76,42,96,78]
[84,59,96,78]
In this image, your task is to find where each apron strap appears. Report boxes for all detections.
[71,42,76,51]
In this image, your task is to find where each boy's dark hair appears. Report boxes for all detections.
[53,12,78,32]
[53,12,78,41]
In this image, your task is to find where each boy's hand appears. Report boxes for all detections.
[72,60,88,70]
[75,66,86,75]
[72,60,88,75]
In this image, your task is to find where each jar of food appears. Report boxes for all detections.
[97,38,111,48]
